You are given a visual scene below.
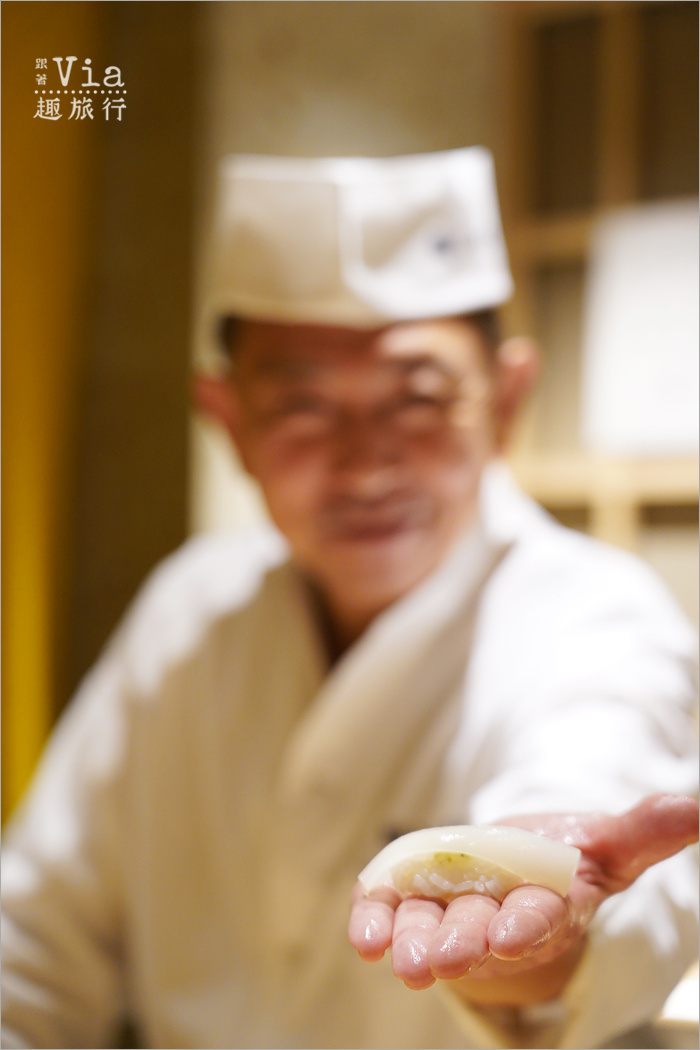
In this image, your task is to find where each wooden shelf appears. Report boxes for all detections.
[509,454,699,508]
[509,453,698,552]
[509,212,593,264]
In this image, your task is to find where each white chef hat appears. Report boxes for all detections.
[207,147,513,331]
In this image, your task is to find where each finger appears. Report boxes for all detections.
[581,794,700,894]
[426,894,499,980]
[391,898,444,989]
[348,885,401,962]
[487,885,569,961]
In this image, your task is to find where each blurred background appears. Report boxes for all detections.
[3,0,698,818]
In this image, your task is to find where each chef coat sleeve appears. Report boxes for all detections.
[435,557,699,1050]
[1,634,134,1050]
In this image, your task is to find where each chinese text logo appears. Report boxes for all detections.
[34,57,127,121]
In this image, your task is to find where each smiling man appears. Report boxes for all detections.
[2,149,698,1050]
[197,313,530,652]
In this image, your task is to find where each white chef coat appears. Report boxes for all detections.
[2,463,698,1050]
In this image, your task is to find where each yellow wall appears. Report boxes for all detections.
[2,3,104,820]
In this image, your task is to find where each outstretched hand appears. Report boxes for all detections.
[348,794,699,1006]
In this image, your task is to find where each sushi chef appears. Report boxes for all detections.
[2,149,698,1050]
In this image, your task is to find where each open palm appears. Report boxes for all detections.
[348,794,699,1005]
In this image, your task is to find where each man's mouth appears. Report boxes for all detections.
[321,496,432,542]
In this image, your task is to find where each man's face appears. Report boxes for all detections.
[230,318,498,635]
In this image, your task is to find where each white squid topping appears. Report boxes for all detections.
[358,825,581,902]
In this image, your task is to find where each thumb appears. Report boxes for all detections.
[580,794,698,894]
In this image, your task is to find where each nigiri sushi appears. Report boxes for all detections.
[358,825,580,903]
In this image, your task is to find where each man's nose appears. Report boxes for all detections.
[331,411,402,497]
